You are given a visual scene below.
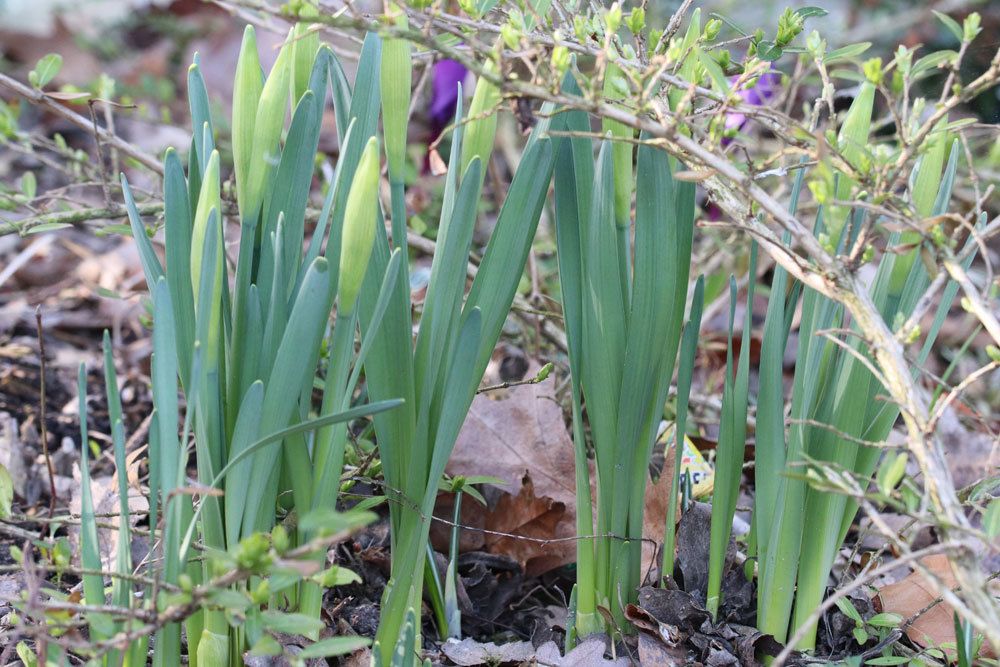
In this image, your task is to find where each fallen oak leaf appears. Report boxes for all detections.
[440,361,577,575]
[441,360,691,579]
[874,553,997,659]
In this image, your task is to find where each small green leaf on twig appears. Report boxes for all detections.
[794,6,828,19]
[20,172,36,199]
[824,41,872,64]
[756,40,783,61]
[932,10,963,43]
[28,54,62,89]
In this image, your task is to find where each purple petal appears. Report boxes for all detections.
[725,71,781,134]
[430,59,468,127]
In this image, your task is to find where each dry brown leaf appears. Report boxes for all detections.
[875,554,996,657]
[442,360,682,579]
[340,647,372,667]
[637,632,688,667]
[442,362,577,575]
[642,446,678,581]
[536,637,630,666]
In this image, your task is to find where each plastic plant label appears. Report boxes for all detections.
[657,421,715,498]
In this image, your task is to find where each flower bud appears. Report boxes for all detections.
[626,8,645,35]
[197,630,229,667]
[962,12,981,43]
[551,45,571,76]
[233,26,263,217]
[775,7,804,47]
[271,524,290,554]
[290,14,320,104]
[380,6,412,181]
[837,80,874,171]
[460,58,501,179]
[245,30,293,218]
[703,17,721,41]
[338,137,380,315]
[862,57,883,85]
[602,61,633,227]
[190,149,222,300]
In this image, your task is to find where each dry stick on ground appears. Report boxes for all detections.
[34,307,58,514]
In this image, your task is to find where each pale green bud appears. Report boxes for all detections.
[838,80,875,171]
[458,0,478,18]
[460,59,501,179]
[380,8,412,182]
[862,57,883,85]
[232,25,263,217]
[338,137,380,315]
[197,630,230,667]
[290,14,320,104]
[775,7,804,47]
[963,12,981,43]
[271,524,290,553]
[500,23,522,51]
[877,452,907,496]
[626,8,645,35]
[245,30,294,219]
[808,178,830,205]
[602,61,633,227]
[703,17,722,41]
[190,149,222,300]
[551,45,571,76]
[895,45,912,77]
[806,30,825,58]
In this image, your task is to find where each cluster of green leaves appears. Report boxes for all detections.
[100,24,407,665]
[64,13,553,665]
[696,72,984,653]
[550,71,695,639]
[362,26,555,662]
[14,2,996,664]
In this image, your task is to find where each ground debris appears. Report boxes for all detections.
[439,635,631,666]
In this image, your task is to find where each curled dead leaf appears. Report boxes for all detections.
[673,169,717,183]
[429,148,447,176]
[43,91,92,101]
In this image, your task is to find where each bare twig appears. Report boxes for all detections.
[34,307,58,513]
[0,72,163,174]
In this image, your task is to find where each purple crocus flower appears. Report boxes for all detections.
[430,59,469,136]
[725,71,781,134]
[707,71,782,220]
